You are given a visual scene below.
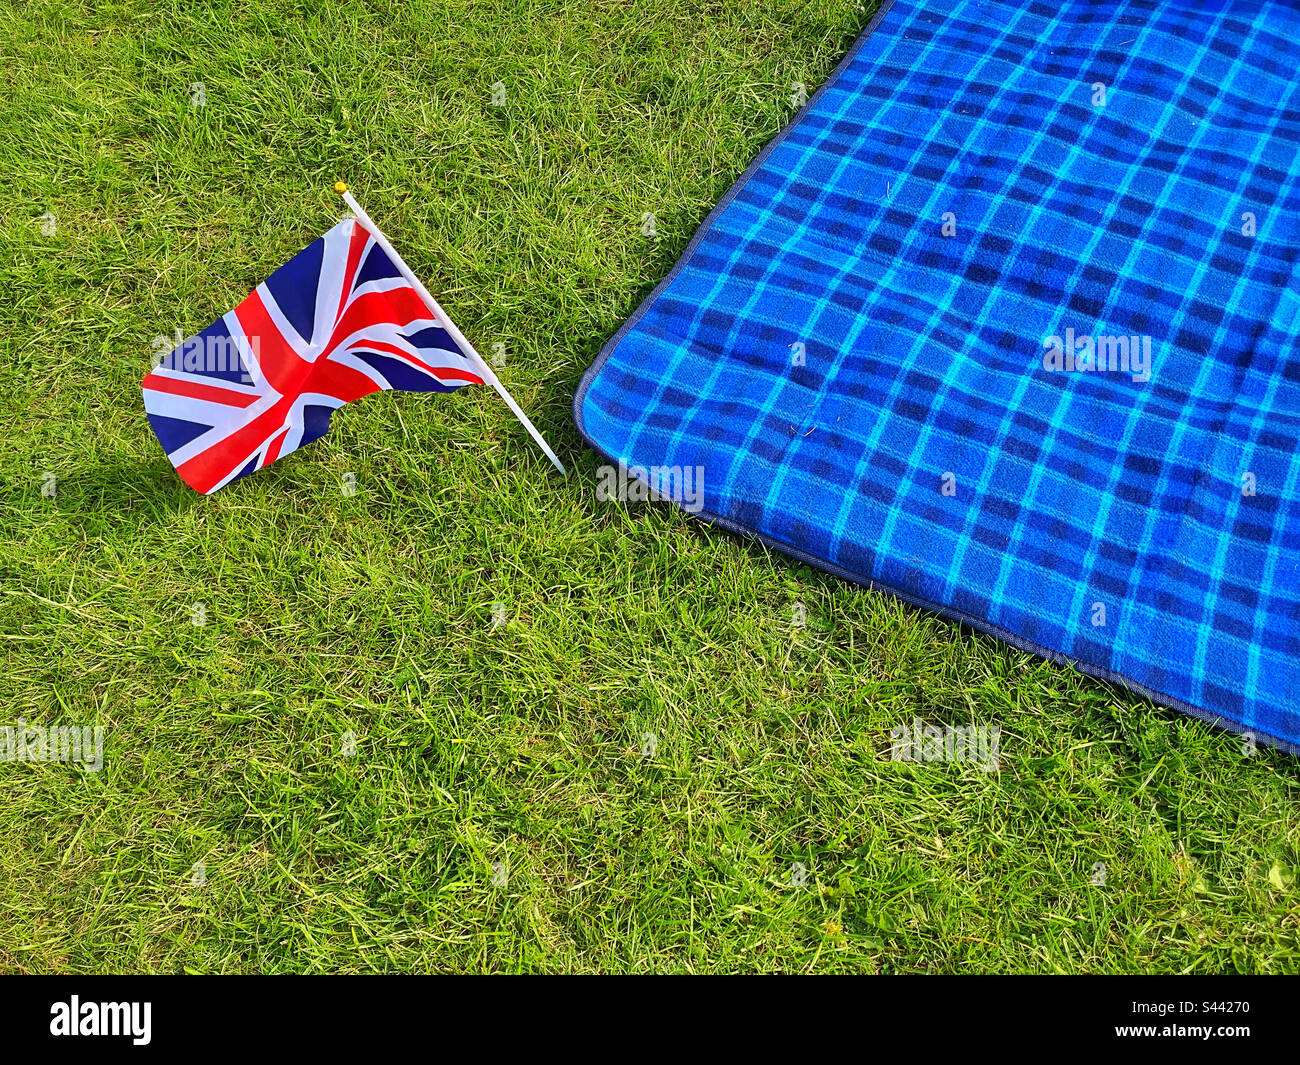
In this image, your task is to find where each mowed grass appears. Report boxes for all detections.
[0,0,1297,975]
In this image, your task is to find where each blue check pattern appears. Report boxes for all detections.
[575,0,1300,752]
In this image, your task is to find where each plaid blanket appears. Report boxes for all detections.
[575,0,1300,753]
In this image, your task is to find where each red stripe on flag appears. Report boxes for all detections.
[261,425,291,467]
[352,338,484,385]
[233,290,378,404]
[143,373,260,408]
[336,222,370,323]
[233,290,312,397]
[324,288,434,358]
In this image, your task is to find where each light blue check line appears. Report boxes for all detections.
[611,266,737,471]
[760,7,1069,534]
[921,30,1153,606]
[810,0,1059,564]
[1211,54,1300,717]
[1247,429,1300,706]
[609,80,852,470]
[1133,25,1294,712]
[1053,3,1250,695]
[699,2,926,510]
[630,59,897,490]
[697,82,932,507]
[840,1,1103,592]
[759,10,1060,481]
[1234,359,1298,727]
[981,6,1208,651]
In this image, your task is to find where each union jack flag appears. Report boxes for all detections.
[142,217,484,494]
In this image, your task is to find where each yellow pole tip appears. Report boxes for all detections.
[334,181,348,195]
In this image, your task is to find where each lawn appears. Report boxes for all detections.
[1,0,1296,974]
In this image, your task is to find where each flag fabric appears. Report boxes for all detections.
[575,0,1300,752]
[143,217,483,494]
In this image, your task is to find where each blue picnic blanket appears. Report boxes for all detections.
[575,0,1300,753]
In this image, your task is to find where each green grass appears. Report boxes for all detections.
[1,0,1297,974]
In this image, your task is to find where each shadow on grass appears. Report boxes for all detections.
[49,456,202,526]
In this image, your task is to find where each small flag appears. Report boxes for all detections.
[142,216,489,494]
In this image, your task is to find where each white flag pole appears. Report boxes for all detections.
[334,182,566,476]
